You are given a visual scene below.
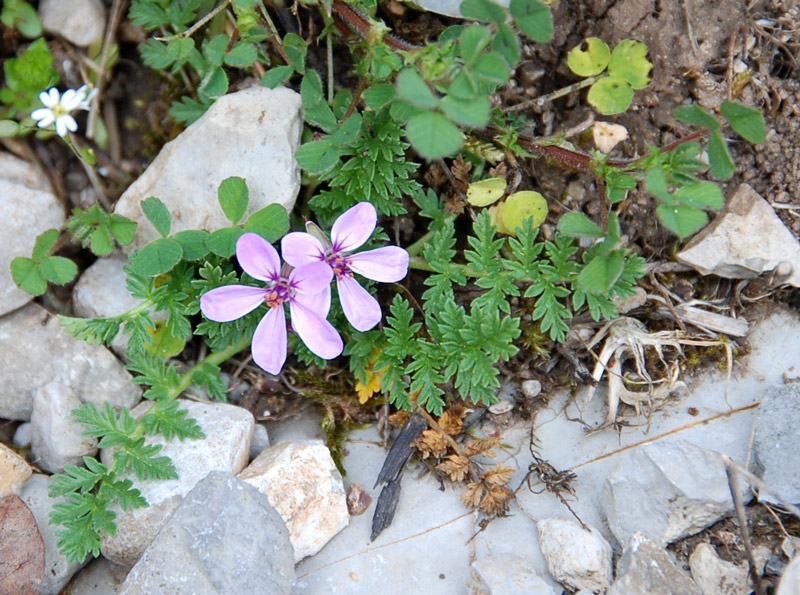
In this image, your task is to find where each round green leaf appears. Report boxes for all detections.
[720,100,766,144]
[0,119,21,137]
[172,230,210,260]
[567,37,610,77]
[441,94,490,127]
[460,25,492,66]
[608,39,652,89]
[201,66,229,99]
[656,204,709,238]
[396,69,439,109]
[11,257,46,295]
[208,227,244,258]
[578,252,624,294]
[218,176,249,224]
[32,229,60,261]
[492,23,521,69]
[262,66,293,89]
[587,75,634,115]
[363,84,396,111]
[674,182,724,210]
[460,0,508,23]
[108,214,137,246]
[131,238,183,276]
[502,191,548,234]
[510,0,553,43]
[90,227,114,256]
[557,212,604,237]
[40,256,78,285]
[473,52,511,86]
[144,322,186,358]
[224,41,257,67]
[245,204,289,243]
[141,197,171,237]
[673,104,721,131]
[708,130,735,180]
[467,177,507,207]
[405,112,463,159]
[295,140,340,175]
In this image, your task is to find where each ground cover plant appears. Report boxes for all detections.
[1,0,788,567]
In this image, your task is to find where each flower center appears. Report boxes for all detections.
[265,283,291,309]
[52,103,69,118]
[326,254,353,279]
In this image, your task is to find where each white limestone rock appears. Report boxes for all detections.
[690,542,751,595]
[100,400,254,566]
[38,0,106,47]
[536,517,613,592]
[30,382,99,474]
[113,86,302,252]
[0,303,140,421]
[71,253,166,357]
[0,441,32,498]
[468,554,559,595]
[609,533,702,595]
[678,184,800,287]
[777,555,800,595]
[0,170,64,316]
[599,440,749,547]
[20,474,89,594]
[238,439,349,562]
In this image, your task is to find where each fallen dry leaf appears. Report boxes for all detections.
[0,494,45,595]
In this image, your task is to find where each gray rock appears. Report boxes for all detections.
[20,474,88,594]
[608,533,702,595]
[0,152,53,192]
[30,382,98,474]
[13,422,32,447]
[521,379,542,400]
[113,86,302,252]
[239,439,349,562]
[536,517,613,592]
[1,441,32,497]
[101,400,254,566]
[66,556,130,594]
[599,440,748,546]
[677,184,800,288]
[689,542,751,595]
[752,384,800,505]
[250,423,270,460]
[72,253,166,357]
[119,471,294,595]
[0,303,140,420]
[777,555,800,595]
[468,554,558,594]
[38,0,105,47]
[0,176,64,316]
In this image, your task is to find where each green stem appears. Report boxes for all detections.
[405,214,457,257]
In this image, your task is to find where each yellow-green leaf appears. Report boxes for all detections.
[501,190,548,235]
[466,177,507,207]
[567,37,610,77]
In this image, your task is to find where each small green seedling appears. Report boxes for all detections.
[11,229,78,295]
[567,38,652,115]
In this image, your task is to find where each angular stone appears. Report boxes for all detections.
[0,153,52,192]
[30,382,98,474]
[468,554,558,595]
[249,423,270,460]
[0,177,65,316]
[689,542,751,595]
[0,442,32,498]
[71,253,165,357]
[537,517,613,592]
[38,0,105,47]
[777,555,800,595]
[20,474,88,594]
[608,533,702,595]
[678,184,800,288]
[101,400,254,566]
[752,385,800,505]
[66,556,130,594]
[239,440,349,562]
[0,303,140,421]
[599,440,748,546]
[113,86,302,252]
[119,472,294,595]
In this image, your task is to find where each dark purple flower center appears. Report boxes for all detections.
[265,281,291,309]
[326,253,353,279]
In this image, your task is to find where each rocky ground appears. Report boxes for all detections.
[2,0,800,593]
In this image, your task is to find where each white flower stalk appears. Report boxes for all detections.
[31,86,94,138]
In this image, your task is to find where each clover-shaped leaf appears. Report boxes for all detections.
[501,191,548,234]
[587,75,634,115]
[607,39,652,90]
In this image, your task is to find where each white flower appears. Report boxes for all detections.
[75,84,97,111]
[31,86,91,138]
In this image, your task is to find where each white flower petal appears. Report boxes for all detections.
[40,88,60,108]
[61,89,82,111]
[32,110,54,127]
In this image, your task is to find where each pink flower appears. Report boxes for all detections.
[281,202,409,332]
[200,233,342,375]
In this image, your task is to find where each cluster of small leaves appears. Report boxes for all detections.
[1,0,42,39]
[11,229,78,296]
[0,38,58,121]
[130,0,268,124]
[67,205,138,256]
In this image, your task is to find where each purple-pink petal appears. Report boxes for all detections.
[294,283,331,318]
[251,305,287,375]
[289,299,343,360]
[331,202,377,253]
[281,232,325,268]
[236,233,281,282]
[337,276,382,331]
[348,246,409,283]
[200,285,265,322]
[289,262,333,295]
